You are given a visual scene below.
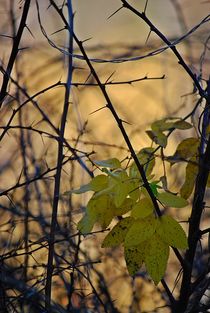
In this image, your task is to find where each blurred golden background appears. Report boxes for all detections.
[0,0,209,312]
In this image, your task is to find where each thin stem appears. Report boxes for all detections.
[0,0,31,106]
[120,0,206,99]
[44,0,74,310]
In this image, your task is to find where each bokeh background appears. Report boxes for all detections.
[0,0,209,312]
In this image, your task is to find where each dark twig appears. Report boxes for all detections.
[0,0,31,106]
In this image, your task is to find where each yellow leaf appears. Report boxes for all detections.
[67,175,109,195]
[87,194,114,229]
[124,215,157,246]
[102,217,134,248]
[207,174,210,188]
[180,157,198,199]
[131,197,154,219]
[108,170,131,207]
[157,215,188,249]
[157,192,188,208]
[114,198,134,216]
[89,175,109,191]
[173,137,200,160]
[128,180,140,201]
[124,243,146,276]
[145,234,169,285]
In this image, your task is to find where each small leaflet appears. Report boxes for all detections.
[129,147,155,179]
[77,213,97,234]
[172,120,192,130]
[151,117,192,132]
[109,170,131,207]
[157,192,188,208]
[102,217,134,248]
[145,234,169,285]
[146,130,167,148]
[156,215,188,249]
[66,175,108,194]
[89,175,109,191]
[151,118,175,132]
[124,243,146,276]
[173,137,200,160]
[94,158,121,169]
[131,197,154,219]
[66,183,92,194]
[114,198,134,216]
[124,215,157,246]
[180,157,198,199]
[87,194,114,229]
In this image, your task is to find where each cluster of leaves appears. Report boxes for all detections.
[68,117,202,284]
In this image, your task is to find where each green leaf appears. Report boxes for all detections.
[180,157,198,199]
[149,181,161,196]
[131,197,154,219]
[160,175,168,191]
[157,215,188,249]
[128,180,140,201]
[145,234,169,285]
[67,184,92,194]
[172,120,192,130]
[171,137,200,161]
[151,117,192,132]
[151,118,175,132]
[125,215,157,246]
[102,217,134,248]
[99,170,132,208]
[114,198,134,216]
[77,212,97,234]
[124,243,146,276]
[112,171,130,207]
[146,130,167,148]
[89,175,109,191]
[87,194,114,230]
[67,175,109,195]
[94,158,121,169]
[129,147,155,179]
[157,192,188,208]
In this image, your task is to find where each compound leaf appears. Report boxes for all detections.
[89,175,109,191]
[125,215,157,246]
[157,215,188,249]
[102,217,134,248]
[131,197,154,219]
[114,198,134,216]
[145,234,169,285]
[124,243,146,276]
[68,175,108,195]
